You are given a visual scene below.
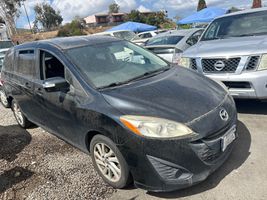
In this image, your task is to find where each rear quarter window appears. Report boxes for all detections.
[15,49,36,78]
[2,49,14,72]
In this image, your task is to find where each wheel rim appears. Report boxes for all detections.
[0,90,8,106]
[94,143,121,183]
[13,102,24,125]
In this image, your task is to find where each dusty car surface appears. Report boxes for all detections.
[145,28,203,63]
[181,7,267,100]
[1,36,237,192]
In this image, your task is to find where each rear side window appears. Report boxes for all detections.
[2,49,14,72]
[15,50,36,78]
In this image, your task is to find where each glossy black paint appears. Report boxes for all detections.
[1,36,237,192]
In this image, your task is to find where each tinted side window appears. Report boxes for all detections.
[16,50,36,78]
[3,49,14,72]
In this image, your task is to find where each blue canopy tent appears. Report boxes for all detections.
[106,21,157,33]
[178,7,227,24]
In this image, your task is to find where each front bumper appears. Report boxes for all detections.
[118,118,237,192]
[206,70,267,99]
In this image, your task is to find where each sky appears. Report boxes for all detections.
[16,0,267,29]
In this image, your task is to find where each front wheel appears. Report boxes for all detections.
[11,100,33,128]
[90,135,131,189]
[0,89,10,108]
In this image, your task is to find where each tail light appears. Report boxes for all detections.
[172,48,183,64]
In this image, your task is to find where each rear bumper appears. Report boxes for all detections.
[206,70,267,99]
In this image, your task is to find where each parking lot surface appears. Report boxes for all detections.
[0,100,267,200]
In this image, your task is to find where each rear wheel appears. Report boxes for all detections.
[11,100,32,128]
[0,89,10,108]
[90,135,131,189]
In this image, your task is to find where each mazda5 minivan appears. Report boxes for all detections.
[1,36,237,192]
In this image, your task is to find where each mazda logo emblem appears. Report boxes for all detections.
[214,60,225,71]
[219,108,229,121]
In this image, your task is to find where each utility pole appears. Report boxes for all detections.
[22,1,33,33]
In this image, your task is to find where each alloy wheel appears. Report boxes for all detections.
[0,90,8,106]
[93,143,122,182]
[13,102,24,125]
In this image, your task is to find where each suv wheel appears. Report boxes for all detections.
[0,89,10,108]
[90,135,131,189]
[11,100,32,128]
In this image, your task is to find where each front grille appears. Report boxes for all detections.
[190,59,197,70]
[245,56,260,71]
[202,58,241,73]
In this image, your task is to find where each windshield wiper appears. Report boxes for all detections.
[98,66,171,90]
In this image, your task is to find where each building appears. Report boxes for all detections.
[84,13,126,27]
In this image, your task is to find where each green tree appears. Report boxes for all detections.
[109,3,120,13]
[197,0,207,11]
[126,10,144,23]
[0,0,25,36]
[33,3,63,31]
[57,19,86,37]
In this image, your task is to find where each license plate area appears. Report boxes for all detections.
[221,126,236,152]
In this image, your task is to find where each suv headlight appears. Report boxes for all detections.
[120,115,194,138]
[258,54,267,71]
[180,57,190,68]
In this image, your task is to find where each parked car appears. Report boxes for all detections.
[94,30,143,44]
[0,40,13,107]
[1,36,237,192]
[145,28,203,63]
[181,7,267,100]
[136,30,169,45]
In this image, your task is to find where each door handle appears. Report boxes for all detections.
[36,88,43,96]
[25,82,31,89]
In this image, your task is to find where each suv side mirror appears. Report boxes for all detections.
[43,77,69,92]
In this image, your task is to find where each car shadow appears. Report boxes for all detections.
[0,125,34,193]
[235,99,267,115]
[0,166,34,193]
[147,120,251,199]
[0,125,32,162]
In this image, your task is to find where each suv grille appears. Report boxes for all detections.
[245,56,260,71]
[190,59,197,70]
[202,58,241,73]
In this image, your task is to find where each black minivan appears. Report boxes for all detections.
[1,36,237,192]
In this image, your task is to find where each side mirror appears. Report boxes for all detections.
[43,77,69,92]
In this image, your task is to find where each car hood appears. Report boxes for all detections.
[102,67,236,137]
[183,35,267,58]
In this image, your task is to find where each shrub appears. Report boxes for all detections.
[57,20,86,37]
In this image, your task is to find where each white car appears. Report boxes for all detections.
[145,29,203,63]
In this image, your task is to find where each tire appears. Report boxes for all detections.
[11,100,33,128]
[0,89,10,108]
[90,135,131,189]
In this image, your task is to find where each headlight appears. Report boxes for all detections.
[180,57,190,68]
[120,115,194,138]
[258,54,267,71]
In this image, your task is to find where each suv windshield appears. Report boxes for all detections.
[113,31,140,41]
[66,40,168,89]
[0,41,13,49]
[201,10,267,41]
[146,36,184,46]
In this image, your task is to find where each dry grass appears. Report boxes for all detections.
[12,26,112,44]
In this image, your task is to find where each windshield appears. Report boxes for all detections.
[113,31,140,41]
[202,10,267,41]
[66,41,168,89]
[146,36,184,46]
[0,41,13,49]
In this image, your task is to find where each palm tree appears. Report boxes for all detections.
[197,0,207,11]
[252,0,262,8]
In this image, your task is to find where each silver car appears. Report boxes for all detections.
[181,8,267,100]
[145,28,203,63]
